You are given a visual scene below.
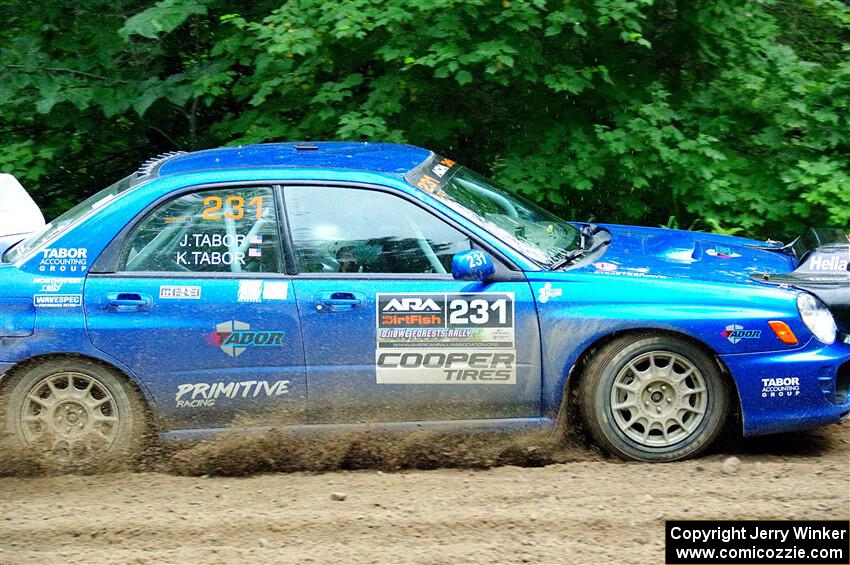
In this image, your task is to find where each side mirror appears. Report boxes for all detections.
[451,250,496,282]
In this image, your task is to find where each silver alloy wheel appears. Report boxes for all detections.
[609,351,708,448]
[20,371,120,458]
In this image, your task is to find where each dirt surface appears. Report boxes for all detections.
[1,423,848,565]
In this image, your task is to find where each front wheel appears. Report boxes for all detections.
[579,335,730,462]
[1,358,147,470]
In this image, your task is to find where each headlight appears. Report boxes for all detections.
[797,293,837,345]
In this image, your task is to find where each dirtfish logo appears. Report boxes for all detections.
[721,324,761,344]
[206,320,284,357]
[537,282,563,304]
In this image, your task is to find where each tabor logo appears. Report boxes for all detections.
[760,377,801,398]
[721,324,761,344]
[383,298,441,312]
[38,247,88,272]
[537,282,563,304]
[206,320,284,357]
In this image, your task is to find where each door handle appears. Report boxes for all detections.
[315,291,366,313]
[104,292,152,312]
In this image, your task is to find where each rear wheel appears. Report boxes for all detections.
[579,335,729,462]
[1,358,147,469]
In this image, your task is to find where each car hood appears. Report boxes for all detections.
[577,224,796,285]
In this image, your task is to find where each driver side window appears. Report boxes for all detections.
[121,186,281,273]
[284,186,471,274]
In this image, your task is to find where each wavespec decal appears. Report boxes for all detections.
[38,248,87,273]
[33,277,83,292]
[761,377,801,399]
[159,285,201,299]
[721,324,762,344]
[207,320,284,357]
[33,294,82,308]
[237,280,288,303]
[175,379,290,408]
[537,282,563,304]
[376,292,516,384]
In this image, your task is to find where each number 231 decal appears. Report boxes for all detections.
[202,195,264,220]
[448,298,509,326]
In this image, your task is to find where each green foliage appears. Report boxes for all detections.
[1,0,847,237]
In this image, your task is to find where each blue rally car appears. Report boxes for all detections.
[1,142,848,464]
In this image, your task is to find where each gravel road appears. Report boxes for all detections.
[1,423,848,564]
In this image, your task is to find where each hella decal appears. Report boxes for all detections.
[807,253,848,272]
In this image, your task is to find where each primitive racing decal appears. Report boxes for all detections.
[375,292,516,385]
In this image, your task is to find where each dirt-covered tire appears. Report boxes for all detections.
[579,335,730,462]
[0,357,147,470]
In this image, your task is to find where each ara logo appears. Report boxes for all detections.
[206,320,284,357]
[721,324,761,344]
[382,297,442,313]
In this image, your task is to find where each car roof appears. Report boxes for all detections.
[154,142,431,177]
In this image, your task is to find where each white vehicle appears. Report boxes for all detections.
[0,174,46,256]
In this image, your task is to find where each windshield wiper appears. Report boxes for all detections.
[549,224,606,270]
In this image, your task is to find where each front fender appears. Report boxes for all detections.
[528,274,808,414]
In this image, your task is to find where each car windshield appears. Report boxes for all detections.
[405,155,581,266]
[3,174,137,263]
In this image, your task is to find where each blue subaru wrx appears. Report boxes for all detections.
[1,142,848,464]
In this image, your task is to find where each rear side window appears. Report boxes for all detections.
[121,186,281,273]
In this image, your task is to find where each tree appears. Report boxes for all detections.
[1,0,847,239]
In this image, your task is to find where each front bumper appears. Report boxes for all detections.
[721,338,850,436]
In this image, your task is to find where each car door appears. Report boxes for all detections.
[283,184,542,424]
[84,185,306,430]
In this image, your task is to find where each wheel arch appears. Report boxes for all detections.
[0,353,159,425]
[557,328,743,434]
